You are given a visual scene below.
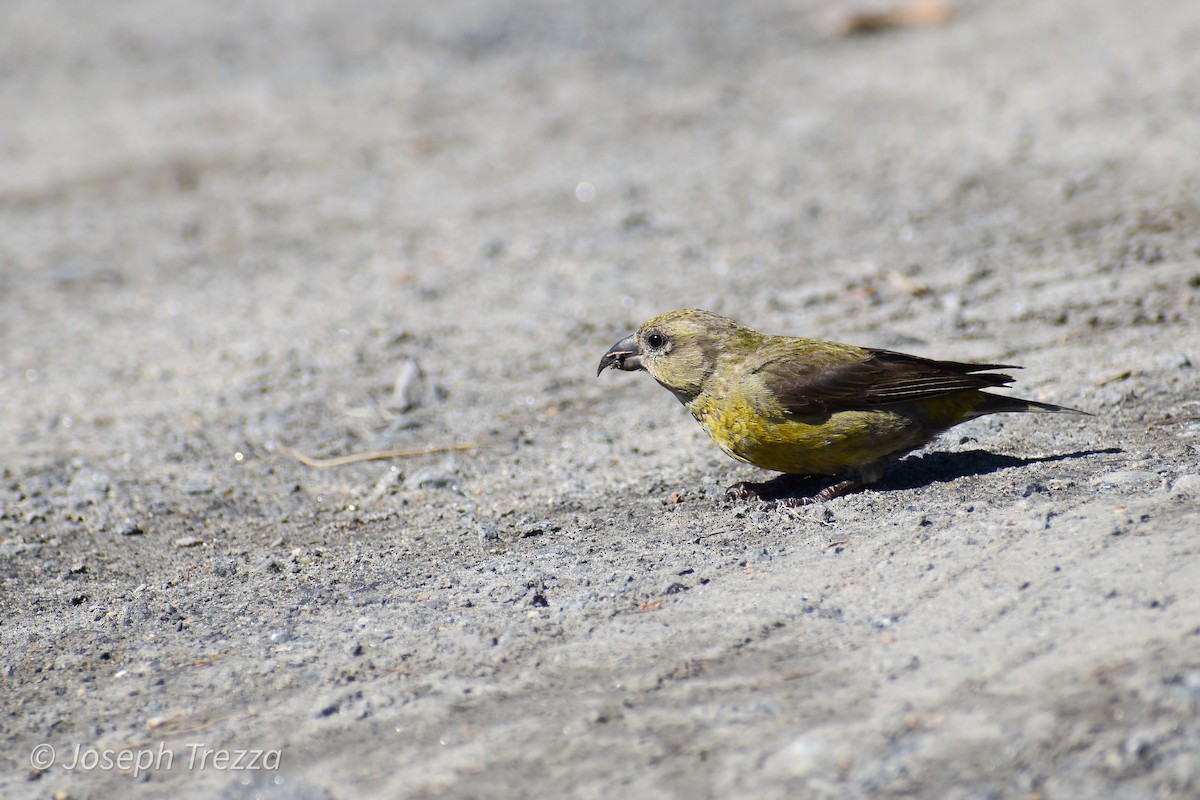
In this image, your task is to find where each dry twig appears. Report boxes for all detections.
[282,443,476,467]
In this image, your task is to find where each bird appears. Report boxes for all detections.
[597,308,1088,505]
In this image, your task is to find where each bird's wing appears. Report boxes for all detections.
[758,347,1019,415]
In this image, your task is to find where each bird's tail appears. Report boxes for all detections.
[978,393,1092,416]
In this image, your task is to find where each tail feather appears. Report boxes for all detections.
[978,393,1092,416]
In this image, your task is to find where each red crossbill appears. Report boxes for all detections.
[597,309,1087,505]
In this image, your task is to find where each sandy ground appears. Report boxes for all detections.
[3,0,1200,797]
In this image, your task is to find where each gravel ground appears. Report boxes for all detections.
[2,1,1199,797]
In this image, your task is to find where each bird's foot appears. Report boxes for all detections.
[726,481,768,502]
[726,474,823,504]
[775,479,866,507]
[726,476,868,506]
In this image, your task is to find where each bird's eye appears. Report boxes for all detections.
[646,331,667,349]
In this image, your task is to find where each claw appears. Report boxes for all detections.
[726,475,868,506]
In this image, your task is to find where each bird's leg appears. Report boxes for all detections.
[733,463,886,506]
[776,479,867,508]
[726,474,821,503]
[776,462,885,506]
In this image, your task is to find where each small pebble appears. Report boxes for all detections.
[1163,353,1193,370]
[518,518,560,538]
[1169,473,1200,498]
[405,470,454,490]
[476,522,501,542]
[761,734,830,779]
[391,359,426,411]
[312,694,342,718]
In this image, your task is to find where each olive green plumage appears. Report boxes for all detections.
[597,308,1086,504]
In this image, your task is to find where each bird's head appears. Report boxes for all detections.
[597,309,759,403]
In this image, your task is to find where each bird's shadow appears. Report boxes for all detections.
[743,447,1123,502]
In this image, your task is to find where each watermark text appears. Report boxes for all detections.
[29,742,281,778]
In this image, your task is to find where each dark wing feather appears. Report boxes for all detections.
[762,347,1019,415]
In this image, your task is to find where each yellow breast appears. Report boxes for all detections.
[688,392,980,476]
